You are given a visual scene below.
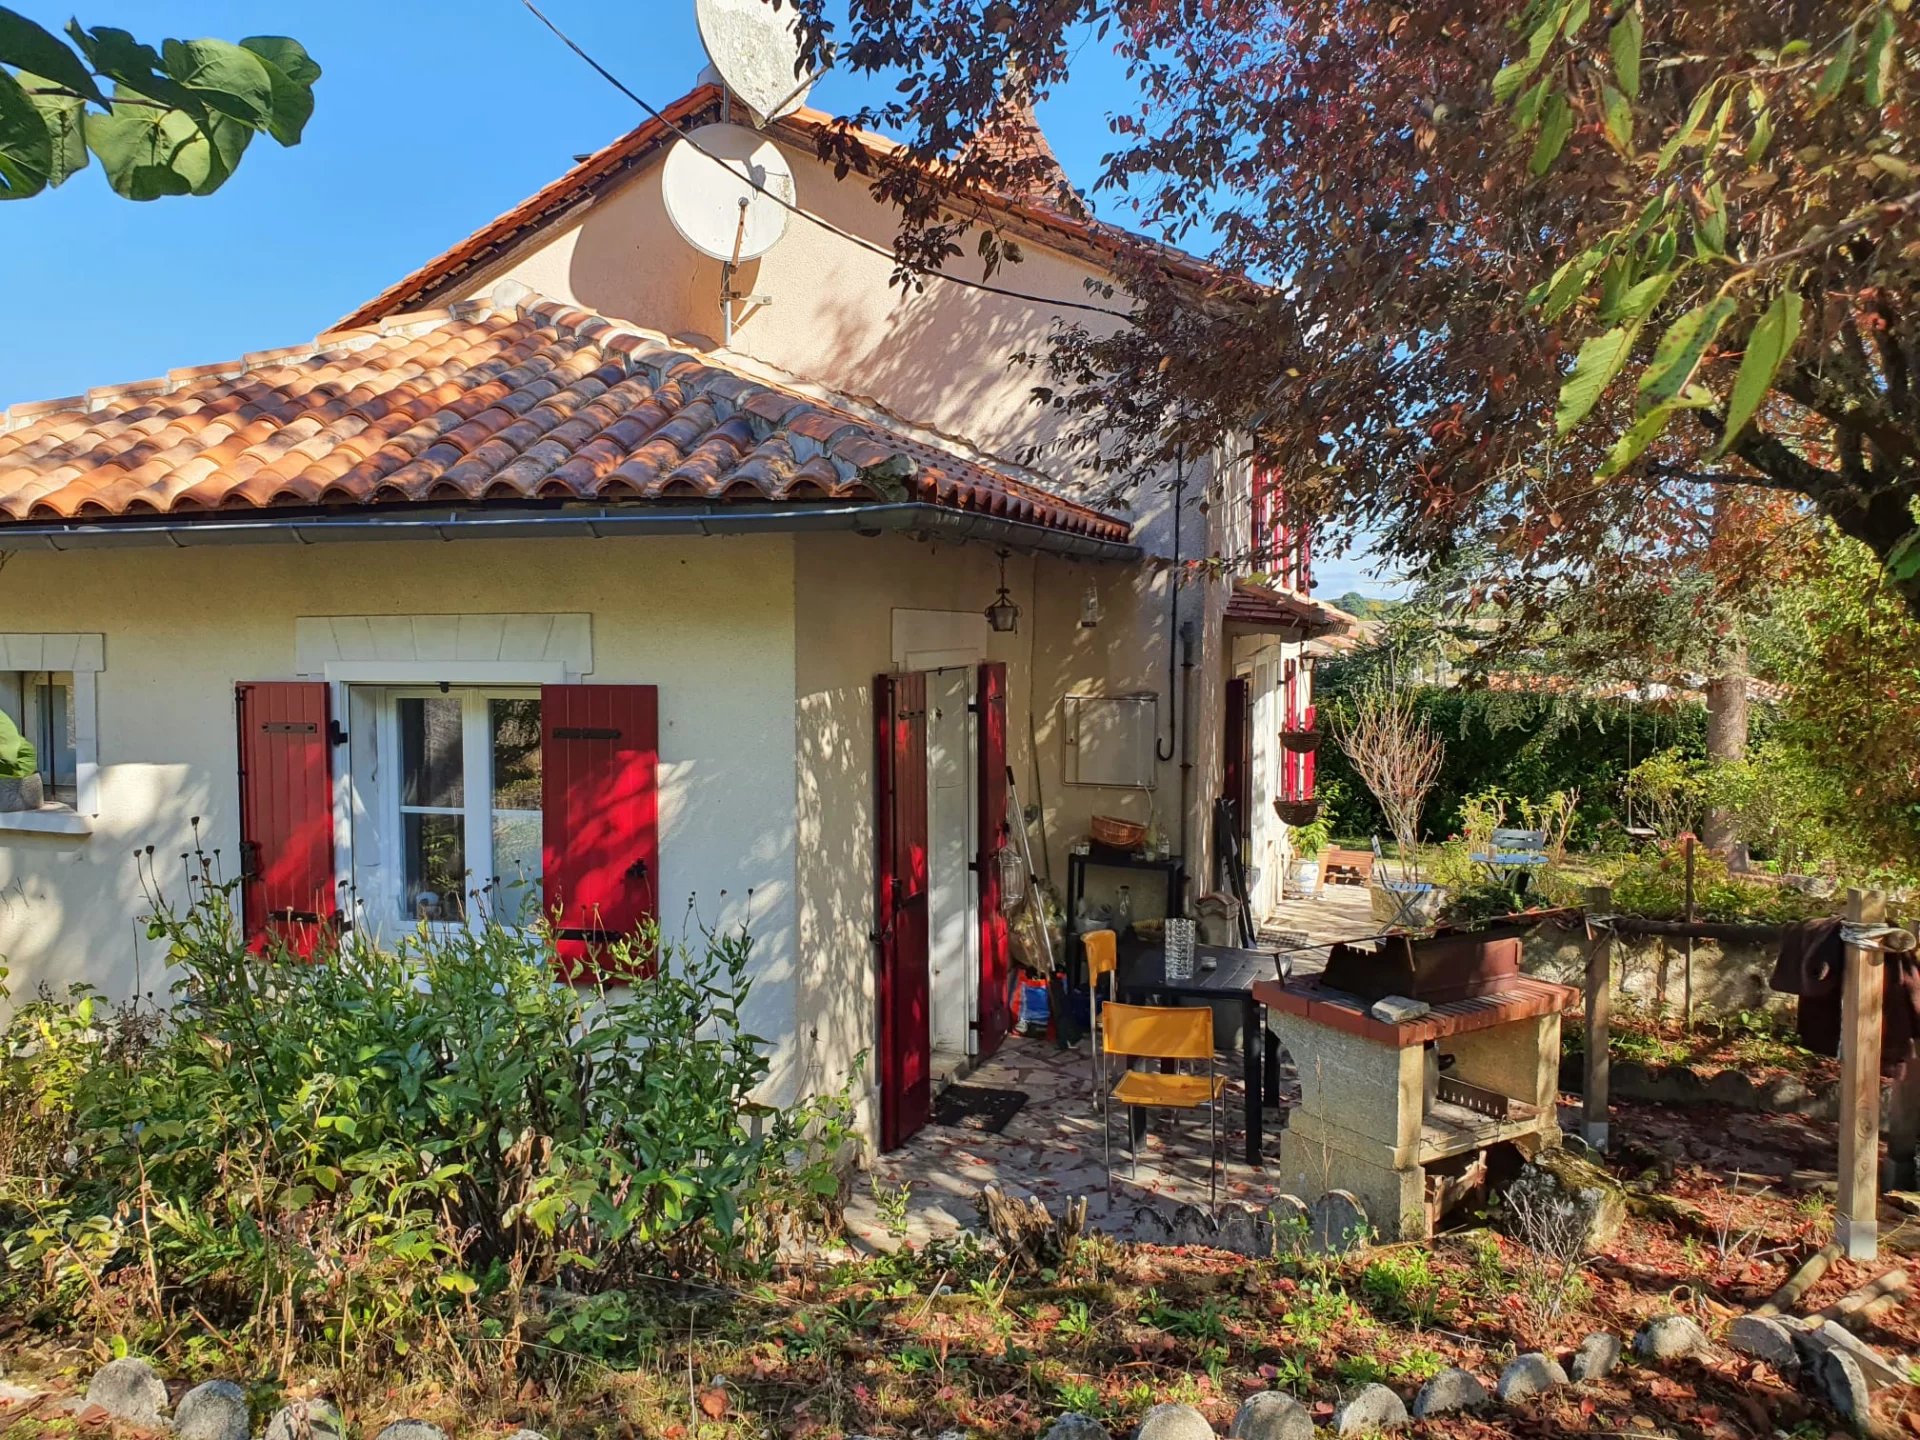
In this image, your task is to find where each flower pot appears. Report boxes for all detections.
[0,773,44,812]
[1285,857,1322,899]
[1272,798,1321,826]
[1279,728,1323,754]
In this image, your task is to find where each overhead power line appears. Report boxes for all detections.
[520,0,1137,322]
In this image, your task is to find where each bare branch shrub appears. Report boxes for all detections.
[1338,680,1444,880]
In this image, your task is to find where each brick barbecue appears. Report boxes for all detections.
[1252,930,1577,1240]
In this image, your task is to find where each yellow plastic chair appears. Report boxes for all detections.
[1083,929,1119,1102]
[1100,1001,1225,1206]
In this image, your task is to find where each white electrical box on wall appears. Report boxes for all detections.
[1062,692,1159,789]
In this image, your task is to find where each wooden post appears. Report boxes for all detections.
[1681,835,1696,1030]
[1583,885,1613,1151]
[1838,887,1887,1261]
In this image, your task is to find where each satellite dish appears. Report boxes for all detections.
[661,123,796,262]
[695,0,817,125]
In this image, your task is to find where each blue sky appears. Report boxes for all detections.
[2,1,1396,595]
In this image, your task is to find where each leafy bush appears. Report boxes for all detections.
[1607,844,1829,924]
[1,861,854,1373]
[1314,676,1708,847]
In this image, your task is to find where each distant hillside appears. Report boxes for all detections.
[1332,591,1393,617]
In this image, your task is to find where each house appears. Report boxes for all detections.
[0,82,1347,1147]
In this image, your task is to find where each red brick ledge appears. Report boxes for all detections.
[1252,975,1578,1048]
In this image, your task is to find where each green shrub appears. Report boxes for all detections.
[0,708,35,780]
[1,860,854,1372]
[1608,844,1829,923]
[1358,1248,1442,1327]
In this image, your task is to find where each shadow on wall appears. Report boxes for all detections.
[560,152,1128,515]
[0,764,213,1013]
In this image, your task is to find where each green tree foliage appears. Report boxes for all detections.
[0,10,318,200]
[1766,528,1920,872]
[1314,674,1708,845]
[786,1,1920,615]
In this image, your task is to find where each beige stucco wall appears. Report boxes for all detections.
[0,535,809,1099]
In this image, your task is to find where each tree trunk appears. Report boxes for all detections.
[1702,626,1749,857]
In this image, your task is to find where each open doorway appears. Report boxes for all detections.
[925,667,980,1076]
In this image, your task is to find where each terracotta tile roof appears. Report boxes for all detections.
[1226,580,1356,638]
[337,83,1219,333]
[0,292,1131,543]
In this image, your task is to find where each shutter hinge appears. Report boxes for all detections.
[328,719,349,747]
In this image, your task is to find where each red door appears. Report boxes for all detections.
[976,662,1012,1060]
[1223,675,1252,837]
[541,684,659,980]
[235,681,338,956]
[875,672,931,1151]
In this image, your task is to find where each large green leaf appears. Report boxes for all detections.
[1601,81,1633,151]
[0,65,51,198]
[21,71,86,187]
[1597,400,1680,477]
[1532,243,1609,320]
[1530,89,1574,174]
[0,7,105,104]
[1556,321,1640,434]
[83,89,198,200]
[1639,296,1737,404]
[1494,0,1570,104]
[239,38,317,145]
[1863,5,1896,108]
[1713,289,1804,456]
[1609,2,1642,98]
[63,23,161,89]
[161,38,272,126]
[241,35,320,88]
[1811,23,1856,113]
[1602,267,1679,323]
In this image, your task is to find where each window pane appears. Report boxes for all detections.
[399,696,464,807]
[37,673,75,787]
[491,698,542,811]
[403,812,467,922]
[489,812,543,924]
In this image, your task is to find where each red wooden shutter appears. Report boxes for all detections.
[1304,702,1318,798]
[1281,660,1300,801]
[235,681,337,957]
[541,684,659,980]
[875,672,932,1151]
[975,662,1012,1060]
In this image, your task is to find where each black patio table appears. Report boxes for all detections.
[1115,938,1292,1166]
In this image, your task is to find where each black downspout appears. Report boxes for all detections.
[1157,446,1186,860]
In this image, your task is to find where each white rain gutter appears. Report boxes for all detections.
[0,501,1141,562]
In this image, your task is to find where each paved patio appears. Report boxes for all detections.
[842,878,1386,1249]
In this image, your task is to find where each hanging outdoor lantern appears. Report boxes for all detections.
[1079,580,1102,629]
[985,549,1021,634]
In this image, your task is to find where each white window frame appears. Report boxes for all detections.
[0,633,103,837]
[358,683,544,936]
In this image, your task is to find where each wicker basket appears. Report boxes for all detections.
[1089,815,1148,852]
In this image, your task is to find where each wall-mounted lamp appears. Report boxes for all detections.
[1079,581,1102,630]
[985,549,1021,634]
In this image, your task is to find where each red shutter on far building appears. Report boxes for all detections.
[236,681,338,957]
[541,684,659,980]
[976,662,1012,1060]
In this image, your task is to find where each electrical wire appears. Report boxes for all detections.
[521,0,1137,321]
